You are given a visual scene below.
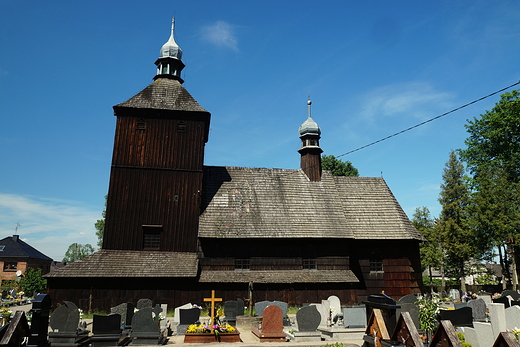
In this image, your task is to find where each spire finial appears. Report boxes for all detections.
[307,92,312,119]
[171,17,175,39]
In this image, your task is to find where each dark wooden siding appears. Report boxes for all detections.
[103,111,210,252]
[299,151,322,181]
[103,168,202,252]
[47,278,359,311]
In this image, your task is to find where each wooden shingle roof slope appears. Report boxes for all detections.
[45,250,198,278]
[199,270,358,283]
[114,78,208,113]
[199,166,424,241]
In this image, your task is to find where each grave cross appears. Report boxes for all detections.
[204,290,222,327]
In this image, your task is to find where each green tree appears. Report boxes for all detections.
[18,267,47,295]
[321,155,359,176]
[412,207,443,291]
[459,89,520,289]
[62,243,94,264]
[94,195,107,248]
[436,150,475,293]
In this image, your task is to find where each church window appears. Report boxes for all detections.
[3,262,17,271]
[142,225,162,250]
[162,65,168,74]
[177,122,186,132]
[302,258,317,270]
[235,258,250,270]
[136,119,146,130]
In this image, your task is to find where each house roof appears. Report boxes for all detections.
[199,166,424,241]
[114,78,208,113]
[199,270,359,283]
[0,235,52,261]
[44,250,198,278]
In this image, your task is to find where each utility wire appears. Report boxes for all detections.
[336,80,520,159]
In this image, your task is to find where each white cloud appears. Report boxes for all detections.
[359,82,455,122]
[201,21,239,51]
[0,193,99,261]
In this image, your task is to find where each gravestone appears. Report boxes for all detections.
[27,293,51,347]
[439,307,473,327]
[236,298,245,316]
[251,305,286,342]
[1,290,7,300]
[91,314,127,347]
[173,303,191,325]
[130,307,167,345]
[457,326,479,347]
[449,289,461,301]
[505,305,520,331]
[136,299,152,310]
[110,302,135,329]
[488,303,507,339]
[344,306,366,328]
[502,290,520,301]
[494,296,511,308]
[478,294,492,304]
[327,295,342,323]
[49,301,89,346]
[396,295,419,332]
[176,307,200,335]
[430,320,463,347]
[310,303,329,327]
[254,301,288,317]
[493,332,520,347]
[454,302,468,309]
[224,300,239,326]
[472,322,494,347]
[391,311,423,347]
[290,306,321,342]
[468,299,487,321]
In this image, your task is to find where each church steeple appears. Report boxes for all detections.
[154,18,185,83]
[298,98,323,181]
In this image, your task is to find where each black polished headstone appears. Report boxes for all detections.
[502,290,520,301]
[439,307,473,327]
[93,314,121,335]
[494,296,511,308]
[27,293,52,347]
[179,308,200,325]
[237,298,245,316]
[363,293,400,334]
[49,301,80,333]
[468,299,487,321]
[136,299,152,310]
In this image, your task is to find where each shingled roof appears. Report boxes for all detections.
[114,78,208,113]
[45,250,198,278]
[199,167,424,241]
[199,269,358,283]
[0,235,52,261]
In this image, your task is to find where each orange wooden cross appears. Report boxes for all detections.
[203,290,222,327]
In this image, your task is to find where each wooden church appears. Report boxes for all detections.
[46,20,424,310]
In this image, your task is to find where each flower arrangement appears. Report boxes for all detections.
[213,324,236,335]
[0,307,12,319]
[507,328,520,340]
[462,293,478,301]
[492,293,502,300]
[186,324,211,334]
[416,295,441,342]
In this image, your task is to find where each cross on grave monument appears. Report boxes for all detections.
[204,290,222,327]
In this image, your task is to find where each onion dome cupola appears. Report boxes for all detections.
[154,18,185,83]
[298,99,323,182]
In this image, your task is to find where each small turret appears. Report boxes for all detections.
[154,18,185,83]
[298,99,323,181]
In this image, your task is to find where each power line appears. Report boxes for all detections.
[336,80,520,159]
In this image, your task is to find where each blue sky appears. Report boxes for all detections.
[1,1,520,262]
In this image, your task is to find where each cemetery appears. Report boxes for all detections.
[1,289,520,346]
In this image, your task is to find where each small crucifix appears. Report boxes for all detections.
[203,290,222,327]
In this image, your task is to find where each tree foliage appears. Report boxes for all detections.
[436,150,475,292]
[19,267,47,295]
[321,155,359,177]
[62,243,94,264]
[94,195,107,248]
[459,89,520,287]
[412,207,443,286]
